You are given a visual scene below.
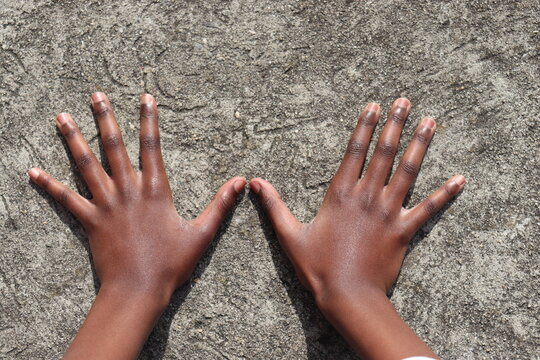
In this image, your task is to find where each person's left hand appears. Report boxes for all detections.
[250,98,463,358]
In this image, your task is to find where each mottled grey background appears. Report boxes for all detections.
[1,1,538,359]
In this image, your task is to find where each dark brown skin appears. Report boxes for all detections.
[250,98,465,359]
[30,93,463,359]
[28,92,246,360]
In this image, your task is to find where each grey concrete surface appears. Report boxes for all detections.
[1,0,538,359]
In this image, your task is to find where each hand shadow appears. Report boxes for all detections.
[381,186,464,298]
[249,191,359,360]
[407,190,463,251]
[29,127,100,293]
[29,179,100,291]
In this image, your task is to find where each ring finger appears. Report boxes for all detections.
[386,117,436,203]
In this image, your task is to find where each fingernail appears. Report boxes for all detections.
[422,118,436,130]
[454,175,466,186]
[91,92,106,104]
[28,168,40,180]
[233,179,246,193]
[249,180,261,194]
[394,97,410,109]
[56,113,70,126]
[365,103,379,113]
[141,94,154,105]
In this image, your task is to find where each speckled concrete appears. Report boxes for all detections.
[0,1,538,359]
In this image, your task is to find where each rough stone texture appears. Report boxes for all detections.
[1,0,538,359]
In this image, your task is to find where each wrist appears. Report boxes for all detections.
[97,282,173,314]
[64,281,172,359]
[314,283,437,359]
[314,282,388,318]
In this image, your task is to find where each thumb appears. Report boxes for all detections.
[250,178,303,243]
[193,176,246,238]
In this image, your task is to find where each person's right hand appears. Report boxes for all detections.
[250,98,464,359]
[30,92,244,305]
[29,92,245,359]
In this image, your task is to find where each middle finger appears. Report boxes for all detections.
[362,98,410,189]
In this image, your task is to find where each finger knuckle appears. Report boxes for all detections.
[40,173,51,190]
[330,184,350,204]
[376,142,396,159]
[445,181,459,196]
[140,104,157,121]
[396,226,412,244]
[146,177,168,199]
[82,214,96,229]
[390,108,407,125]
[400,160,419,178]
[92,100,111,118]
[193,221,216,242]
[414,128,431,145]
[117,185,136,203]
[140,135,160,151]
[390,113,405,125]
[196,222,212,238]
[423,199,438,217]
[61,123,78,139]
[99,199,115,214]
[345,141,365,159]
[359,191,376,210]
[361,113,377,128]
[58,189,70,205]
[262,195,277,211]
[381,207,392,221]
[219,191,234,210]
[103,134,122,151]
[76,153,94,169]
